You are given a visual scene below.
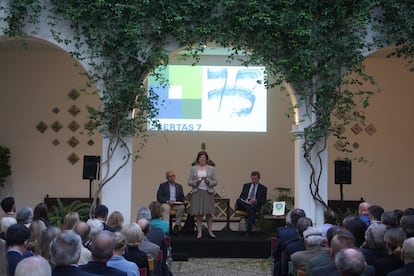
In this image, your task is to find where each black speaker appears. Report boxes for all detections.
[335,160,351,184]
[82,155,100,180]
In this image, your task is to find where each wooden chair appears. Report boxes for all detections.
[169,209,177,233]
[148,257,154,274]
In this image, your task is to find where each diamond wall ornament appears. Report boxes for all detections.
[334,140,346,151]
[351,123,362,135]
[365,124,377,135]
[67,153,79,165]
[67,136,80,148]
[36,122,48,133]
[68,89,80,101]
[51,121,63,132]
[68,121,80,132]
[87,140,95,146]
[68,105,81,116]
[353,142,360,149]
[52,139,60,146]
[52,107,60,114]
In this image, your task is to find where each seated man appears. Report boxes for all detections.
[235,171,267,236]
[156,170,185,232]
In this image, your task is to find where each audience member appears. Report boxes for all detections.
[50,230,96,276]
[403,208,414,216]
[291,226,327,272]
[14,255,51,276]
[335,248,367,276]
[80,230,126,275]
[107,231,139,276]
[235,171,267,237]
[400,215,414,238]
[16,207,33,228]
[107,211,124,232]
[360,223,388,269]
[94,205,115,232]
[381,211,398,229]
[344,217,367,247]
[320,209,336,237]
[368,205,384,224]
[358,202,371,226]
[39,225,61,266]
[388,237,414,275]
[273,208,306,276]
[284,217,313,259]
[28,219,46,254]
[393,209,403,227]
[6,223,30,276]
[307,226,346,274]
[86,218,104,248]
[33,202,51,227]
[73,221,92,265]
[0,228,7,276]
[149,201,169,235]
[137,218,161,259]
[156,170,186,233]
[187,150,218,239]
[1,196,16,218]
[371,227,406,276]
[61,211,80,230]
[122,223,149,270]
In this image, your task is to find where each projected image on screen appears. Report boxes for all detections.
[148,65,266,132]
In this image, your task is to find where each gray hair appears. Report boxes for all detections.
[87,218,104,240]
[335,248,366,276]
[304,226,324,246]
[364,223,387,249]
[50,230,82,265]
[402,237,414,263]
[16,207,33,226]
[15,256,51,276]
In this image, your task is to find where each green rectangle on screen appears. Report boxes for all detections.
[182,99,201,119]
[169,65,202,99]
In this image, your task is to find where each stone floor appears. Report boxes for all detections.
[170,258,273,276]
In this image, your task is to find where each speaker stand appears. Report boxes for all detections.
[340,183,344,201]
[89,179,93,199]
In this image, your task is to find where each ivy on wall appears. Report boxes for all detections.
[1,0,413,208]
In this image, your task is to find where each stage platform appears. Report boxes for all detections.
[171,230,272,259]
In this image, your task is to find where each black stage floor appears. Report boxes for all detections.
[170,230,272,259]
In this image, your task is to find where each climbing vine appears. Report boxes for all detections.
[1,0,413,210]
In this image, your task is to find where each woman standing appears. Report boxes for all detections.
[188,151,217,239]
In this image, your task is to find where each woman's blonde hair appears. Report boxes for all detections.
[121,223,144,246]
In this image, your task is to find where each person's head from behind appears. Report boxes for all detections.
[62,212,80,230]
[113,231,128,255]
[381,211,397,229]
[303,226,324,248]
[122,222,144,247]
[297,217,313,238]
[330,230,356,258]
[401,237,414,264]
[50,230,82,266]
[344,217,367,247]
[107,211,124,231]
[384,227,406,259]
[33,202,49,221]
[324,209,336,225]
[403,208,414,216]
[136,207,152,222]
[400,215,414,238]
[149,201,162,220]
[15,256,51,276]
[40,226,61,263]
[335,248,367,276]
[90,230,115,262]
[73,221,90,243]
[94,204,109,221]
[6,223,30,249]
[1,196,15,213]
[364,222,387,249]
[16,207,33,227]
[368,205,384,222]
[290,208,306,227]
[87,218,104,240]
[326,226,346,248]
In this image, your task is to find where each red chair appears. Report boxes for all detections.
[139,267,147,276]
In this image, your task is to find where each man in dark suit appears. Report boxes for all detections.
[388,237,414,275]
[157,170,186,232]
[235,171,267,236]
[6,223,30,276]
[51,230,98,276]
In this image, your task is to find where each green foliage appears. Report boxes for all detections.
[2,0,414,208]
[0,145,11,187]
[49,199,91,227]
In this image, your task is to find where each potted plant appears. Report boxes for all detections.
[0,145,11,187]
